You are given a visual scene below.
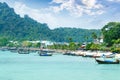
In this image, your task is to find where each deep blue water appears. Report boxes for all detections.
[0,51,120,80]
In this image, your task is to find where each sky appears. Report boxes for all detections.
[0,0,120,29]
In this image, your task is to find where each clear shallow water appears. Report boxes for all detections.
[0,51,120,80]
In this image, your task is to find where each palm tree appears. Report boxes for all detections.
[92,32,97,43]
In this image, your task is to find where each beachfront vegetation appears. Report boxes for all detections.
[0,37,8,46]
[85,22,120,53]
[20,41,41,48]
[86,43,108,51]
[47,42,81,51]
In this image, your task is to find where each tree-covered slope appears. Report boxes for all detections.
[51,27,100,42]
[0,2,52,40]
[0,2,101,42]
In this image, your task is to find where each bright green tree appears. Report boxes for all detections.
[102,22,120,46]
[91,32,97,42]
[22,41,32,47]
[69,42,77,50]
[90,43,100,50]
[0,37,8,46]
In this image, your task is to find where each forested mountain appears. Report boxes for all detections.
[51,28,100,42]
[0,2,52,40]
[0,2,101,42]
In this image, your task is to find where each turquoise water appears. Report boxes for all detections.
[0,51,120,80]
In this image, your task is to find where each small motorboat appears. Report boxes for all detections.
[95,58,119,64]
[38,50,53,56]
[18,48,29,54]
[39,53,52,56]
[63,51,76,56]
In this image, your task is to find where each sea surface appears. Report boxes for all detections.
[0,50,120,80]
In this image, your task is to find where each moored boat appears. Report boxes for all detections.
[63,51,76,56]
[18,48,29,54]
[38,50,53,56]
[95,58,119,64]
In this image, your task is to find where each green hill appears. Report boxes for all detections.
[51,28,100,42]
[0,2,101,42]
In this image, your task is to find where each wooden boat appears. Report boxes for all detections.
[18,48,29,54]
[95,58,119,64]
[0,47,8,51]
[82,55,93,57]
[63,52,76,56]
[8,47,18,53]
[38,50,53,56]
[82,51,95,57]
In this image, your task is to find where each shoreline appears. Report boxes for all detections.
[0,47,120,58]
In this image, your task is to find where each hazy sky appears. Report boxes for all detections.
[0,0,120,29]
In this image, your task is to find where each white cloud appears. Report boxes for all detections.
[50,0,104,17]
[81,0,102,9]
[52,0,67,3]
[13,2,58,29]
